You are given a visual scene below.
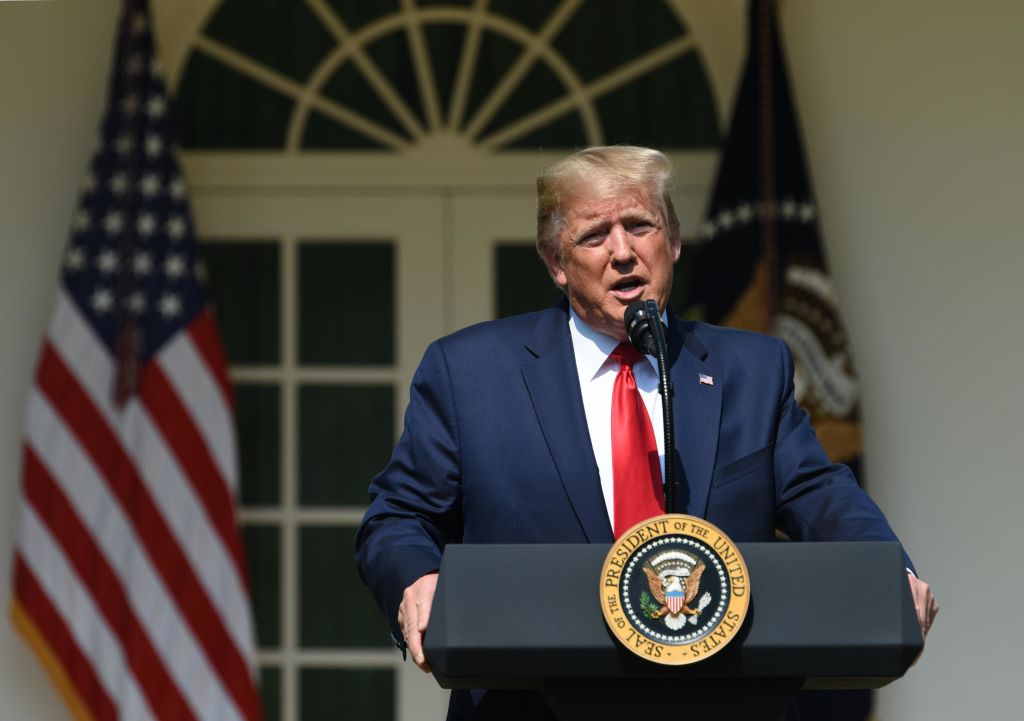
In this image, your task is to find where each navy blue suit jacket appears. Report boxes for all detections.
[355,301,907,717]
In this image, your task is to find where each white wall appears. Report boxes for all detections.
[0,1,1021,719]
[780,1,1024,717]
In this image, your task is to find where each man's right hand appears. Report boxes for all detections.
[398,572,438,672]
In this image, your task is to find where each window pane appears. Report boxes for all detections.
[298,244,394,365]
[302,110,391,150]
[502,111,587,150]
[243,524,280,649]
[236,384,280,506]
[488,0,562,31]
[464,31,523,134]
[363,32,426,129]
[299,526,393,648]
[315,62,412,145]
[322,0,398,32]
[424,24,466,114]
[298,385,394,507]
[495,243,561,318]
[203,0,333,84]
[595,52,720,148]
[177,52,294,149]
[480,61,565,142]
[203,242,279,364]
[300,668,394,721]
[553,0,684,83]
[260,666,281,721]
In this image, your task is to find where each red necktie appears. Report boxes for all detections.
[610,343,665,538]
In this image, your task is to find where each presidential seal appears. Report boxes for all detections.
[599,514,750,665]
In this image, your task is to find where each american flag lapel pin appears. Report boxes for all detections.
[699,373,714,386]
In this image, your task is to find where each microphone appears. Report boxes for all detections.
[623,299,677,514]
[624,300,661,356]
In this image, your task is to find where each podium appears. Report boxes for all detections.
[423,542,922,721]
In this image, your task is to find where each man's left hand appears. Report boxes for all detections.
[908,572,938,653]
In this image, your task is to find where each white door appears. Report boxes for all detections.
[193,190,450,721]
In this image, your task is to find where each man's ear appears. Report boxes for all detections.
[669,233,682,263]
[542,248,567,288]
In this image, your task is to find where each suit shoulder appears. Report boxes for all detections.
[435,307,556,357]
[684,320,788,361]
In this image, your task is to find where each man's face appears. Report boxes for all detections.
[544,187,681,341]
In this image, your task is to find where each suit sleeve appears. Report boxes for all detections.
[354,340,464,646]
[770,339,916,573]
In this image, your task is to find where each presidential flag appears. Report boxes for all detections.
[9,2,262,720]
[680,0,864,481]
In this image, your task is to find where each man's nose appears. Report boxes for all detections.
[609,225,636,263]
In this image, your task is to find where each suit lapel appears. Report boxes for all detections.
[668,317,722,518]
[521,303,614,543]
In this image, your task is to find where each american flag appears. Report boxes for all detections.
[9,2,262,720]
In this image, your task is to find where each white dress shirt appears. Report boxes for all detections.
[568,308,665,527]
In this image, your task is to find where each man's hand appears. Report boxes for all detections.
[398,572,438,672]
[908,572,938,662]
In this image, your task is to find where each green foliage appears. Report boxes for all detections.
[639,591,661,620]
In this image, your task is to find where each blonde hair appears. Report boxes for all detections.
[536,145,680,261]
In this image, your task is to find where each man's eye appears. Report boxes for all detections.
[627,221,654,234]
[579,232,604,246]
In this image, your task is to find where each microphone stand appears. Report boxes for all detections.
[643,300,677,514]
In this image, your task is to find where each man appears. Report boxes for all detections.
[356,146,937,719]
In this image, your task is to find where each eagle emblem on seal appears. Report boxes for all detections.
[640,550,713,630]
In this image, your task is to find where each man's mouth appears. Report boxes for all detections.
[611,277,647,298]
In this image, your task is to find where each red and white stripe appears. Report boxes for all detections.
[13,290,261,721]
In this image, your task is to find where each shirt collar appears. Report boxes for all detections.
[568,306,662,381]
